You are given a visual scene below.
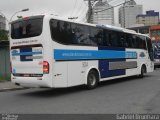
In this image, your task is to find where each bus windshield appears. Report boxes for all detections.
[11,16,44,39]
[153,41,160,59]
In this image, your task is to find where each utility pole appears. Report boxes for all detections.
[84,0,98,23]
[123,1,126,28]
[88,0,92,23]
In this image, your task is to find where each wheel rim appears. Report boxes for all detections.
[88,74,96,86]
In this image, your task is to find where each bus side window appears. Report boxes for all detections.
[103,30,110,46]
[71,23,78,44]
[126,34,133,48]
[132,35,138,48]
[50,20,72,44]
[70,24,90,45]
[60,21,72,44]
[141,36,147,50]
[136,35,146,49]
[89,27,99,46]
[109,31,119,47]
[96,29,103,46]
[119,33,127,47]
[79,25,90,45]
[108,33,112,47]
[50,20,59,41]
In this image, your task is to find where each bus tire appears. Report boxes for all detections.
[86,70,99,89]
[139,65,146,78]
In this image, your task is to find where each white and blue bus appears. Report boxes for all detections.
[10,15,154,89]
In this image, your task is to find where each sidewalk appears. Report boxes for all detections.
[0,81,25,92]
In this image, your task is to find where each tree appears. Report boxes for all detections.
[0,30,9,40]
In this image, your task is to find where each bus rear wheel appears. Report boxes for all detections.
[86,70,99,89]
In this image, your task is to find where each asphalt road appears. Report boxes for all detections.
[0,68,160,114]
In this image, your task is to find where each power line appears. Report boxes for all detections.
[79,10,88,22]
[107,0,123,4]
[84,0,122,23]
[78,6,88,22]
[76,1,88,19]
[84,0,99,23]
[76,0,85,17]
[68,0,88,22]
[70,0,78,17]
[75,2,88,22]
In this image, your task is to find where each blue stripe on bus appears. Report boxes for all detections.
[20,47,33,61]
[98,47,126,78]
[12,52,42,56]
[99,59,126,78]
[54,49,137,60]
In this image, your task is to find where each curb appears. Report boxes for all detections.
[0,80,10,83]
[0,87,28,92]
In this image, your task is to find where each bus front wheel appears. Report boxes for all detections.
[86,70,99,89]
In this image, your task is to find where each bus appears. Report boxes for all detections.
[150,25,160,67]
[10,14,154,89]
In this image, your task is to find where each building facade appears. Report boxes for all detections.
[119,0,142,28]
[0,15,6,30]
[91,0,114,25]
[150,25,160,41]
[136,10,159,26]
[129,26,150,35]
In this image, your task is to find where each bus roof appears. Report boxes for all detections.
[11,14,149,38]
[96,24,136,34]
[47,14,150,38]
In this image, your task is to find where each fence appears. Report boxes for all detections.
[0,41,10,80]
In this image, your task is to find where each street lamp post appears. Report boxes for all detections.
[10,8,29,22]
[8,8,29,38]
[0,11,9,22]
[0,8,29,39]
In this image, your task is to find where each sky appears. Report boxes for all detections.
[0,0,160,24]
